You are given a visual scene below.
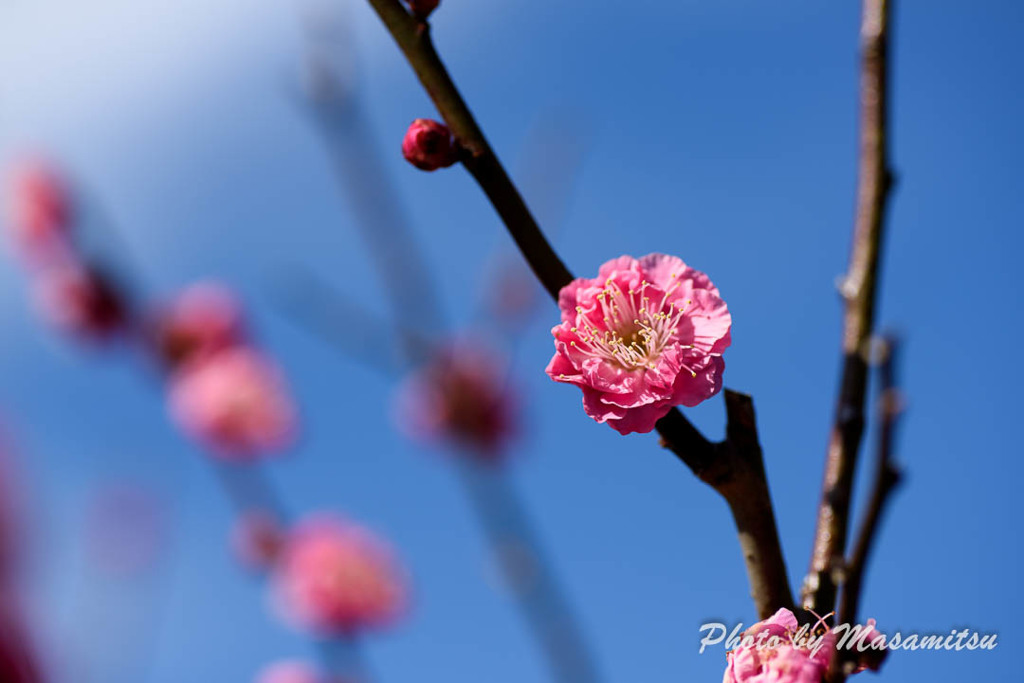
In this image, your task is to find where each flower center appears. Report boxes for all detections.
[570,277,695,372]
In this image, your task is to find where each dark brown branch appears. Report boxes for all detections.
[837,337,903,629]
[364,0,572,299]
[803,0,894,616]
[365,0,793,619]
[666,390,796,620]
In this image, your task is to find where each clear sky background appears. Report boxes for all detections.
[0,1,1021,682]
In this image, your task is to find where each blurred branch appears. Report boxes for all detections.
[309,100,446,358]
[296,15,607,679]
[316,637,374,683]
[804,0,895,616]
[837,337,903,632]
[365,0,793,618]
[458,460,601,683]
[211,460,290,524]
[297,4,446,358]
[476,111,588,338]
[268,266,419,377]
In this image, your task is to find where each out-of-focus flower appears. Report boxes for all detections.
[394,342,517,459]
[272,515,408,636]
[0,432,44,683]
[402,119,458,171]
[168,347,297,458]
[33,262,127,340]
[723,608,833,683]
[405,0,440,19]
[4,159,73,268]
[0,621,42,683]
[255,660,322,683]
[546,253,731,435]
[151,282,245,369]
[232,510,286,572]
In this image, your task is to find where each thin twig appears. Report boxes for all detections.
[837,337,903,630]
[365,0,793,618]
[804,0,895,617]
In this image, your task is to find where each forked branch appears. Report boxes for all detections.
[804,0,895,617]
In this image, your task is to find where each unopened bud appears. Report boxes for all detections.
[402,118,458,171]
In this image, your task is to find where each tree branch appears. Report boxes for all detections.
[837,337,903,630]
[364,0,572,299]
[803,0,895,616]
[366,0,793,618]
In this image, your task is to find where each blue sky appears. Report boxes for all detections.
[0,1,1021,682]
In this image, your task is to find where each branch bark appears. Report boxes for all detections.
[803,0,894,617]
[366,0,793,619]
[837,337,903,629]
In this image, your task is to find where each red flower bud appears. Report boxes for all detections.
[402,118,458,171]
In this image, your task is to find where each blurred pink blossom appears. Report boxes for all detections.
[723,608,834,683]
[395,342,517,459]
[151,282,245,369]
[402,118,458,171]
[0,619,42,683]
[32,262,126,340]
[4,159,73,268]
[255,660,322,683]
[0,432,43,683]
[168,347,297,458]
[547,253,731,434]
[272,515,408,636]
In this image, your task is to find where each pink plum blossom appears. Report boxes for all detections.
[151,282,245,369]
[4,160,73,268]
[255,660,322,683]
[394,342,517,459]
[168,347,297,458]
[272,515,408,636]
[33,262,126,340]
[723,608,834,683]
[547,254,731,434]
